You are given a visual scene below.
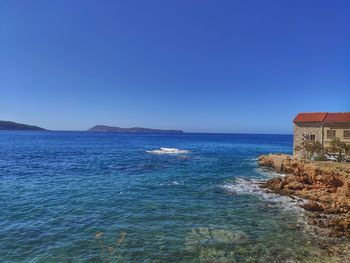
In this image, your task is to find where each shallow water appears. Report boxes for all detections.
[0,131,348,262]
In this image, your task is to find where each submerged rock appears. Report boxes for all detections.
[186,227,248,247]
[184,225,349,263]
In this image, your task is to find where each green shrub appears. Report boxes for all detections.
[314,155,327,161]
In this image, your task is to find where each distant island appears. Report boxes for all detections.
[0,120,46,131]
[88,125,183,133]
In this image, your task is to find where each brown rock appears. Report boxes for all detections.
[301,201,323,212]
[258,154,350,238]
[286,181,305,191]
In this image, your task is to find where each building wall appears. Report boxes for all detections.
[323,124,350,148]
[293,123,350,158]
[293,123,322,158]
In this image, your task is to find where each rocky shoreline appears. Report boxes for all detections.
[258,154,350,238]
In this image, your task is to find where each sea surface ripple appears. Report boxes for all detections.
[0,131,348,262]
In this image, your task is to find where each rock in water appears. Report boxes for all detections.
[258,153,350,238]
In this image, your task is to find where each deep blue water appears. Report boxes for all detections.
[0,132,346,262]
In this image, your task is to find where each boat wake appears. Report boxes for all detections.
[146,147,189,154]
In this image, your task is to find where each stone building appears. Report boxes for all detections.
[293,112,350,158]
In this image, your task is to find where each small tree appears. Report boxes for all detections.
[294,144,304,158]
[327,137,347,162]
[305,141,322,159]
[296,141,322,160]
[344,144,350,161]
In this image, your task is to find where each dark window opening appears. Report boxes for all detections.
[327,130,336,139]
[302,134,310,141]
[344,130,350,139]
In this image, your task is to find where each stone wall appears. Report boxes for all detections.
[293,123,322,158]
[323,124,350,148]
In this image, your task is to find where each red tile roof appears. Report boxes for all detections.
[293,112,328,123]
[324,112,350,123]
[294,112,350,124]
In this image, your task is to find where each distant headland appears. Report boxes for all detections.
[0,120,46,131]
[0,121,184,133]
[88,125,183,133]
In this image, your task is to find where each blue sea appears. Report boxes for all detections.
[0,132,347,262]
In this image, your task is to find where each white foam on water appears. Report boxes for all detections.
[221,178,306,213]
[255,166,287,178]
[221,177,350,251]
[222,178,264,196]
[146,147,189,154]
[220,178,316,242]
[240,158,257,166]
[159,180,184,186]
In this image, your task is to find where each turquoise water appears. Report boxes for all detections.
[0,132,347,262]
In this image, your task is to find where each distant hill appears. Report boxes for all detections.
[88,125,183,133]
[0,120,46,131]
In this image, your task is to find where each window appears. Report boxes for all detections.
[302,134,315,141]
[344,130,350,139]
[327,130,336,139]
[302,134,310,141]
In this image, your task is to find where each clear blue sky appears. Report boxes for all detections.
[1,0,349,133]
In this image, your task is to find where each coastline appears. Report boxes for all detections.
[258,154,350,238]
